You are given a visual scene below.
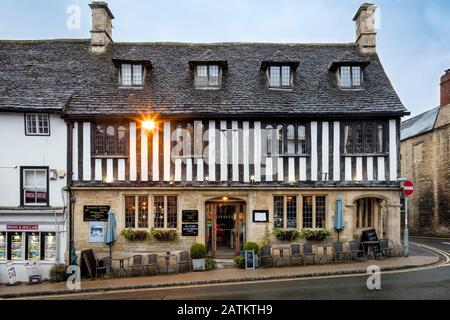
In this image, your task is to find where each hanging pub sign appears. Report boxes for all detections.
[182,224,199,236]
[83,205,110,221]
[182,210,199,223]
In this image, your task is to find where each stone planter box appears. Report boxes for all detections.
[192,258,205,271]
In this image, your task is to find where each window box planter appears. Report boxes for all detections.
[299,229,330,242]
[150,229,178,241]
[272,228,301,242]
[120,228,149,241]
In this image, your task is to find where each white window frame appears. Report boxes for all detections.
[25,114,50,136]
[120,63,144,86]
[268,65,293,88]
[22,168,48,206]
[339,66,362,89]
[195,64,221,88]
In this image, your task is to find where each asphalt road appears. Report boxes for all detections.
[34,236,450,300]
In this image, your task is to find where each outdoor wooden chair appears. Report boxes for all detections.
[303,244,318,265]
[260,245,274,268]
[177,251,191,273]
[333,242,350,263]
[128,255,144,276]
[380,239,396,257]
[348,241,366,262]
[96,256,112,278]
[143,254,160,275]
[289,244,304,266]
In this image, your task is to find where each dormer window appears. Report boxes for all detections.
[121,63,143,86]
[269,65,292,88]
[195,64,221,88]
[339,66,362,88]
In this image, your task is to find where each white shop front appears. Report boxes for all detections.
[0,209,67,283]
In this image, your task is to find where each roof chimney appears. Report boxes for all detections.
[89,2,114,54]
[353,3,377,54]
[441,69,450,107]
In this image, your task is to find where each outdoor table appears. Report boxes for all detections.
[158,253,177,273]
[272,245,291,267]
[112,257,129,277]
[318,244,334,264]
[362,241,381,260]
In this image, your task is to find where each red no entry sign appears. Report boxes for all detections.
[403,180,414,197]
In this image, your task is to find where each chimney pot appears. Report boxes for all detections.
[441,69,450,107]
[353,3,377,54]
[89,2,114,54]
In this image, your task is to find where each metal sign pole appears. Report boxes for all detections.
[404,196,409,257]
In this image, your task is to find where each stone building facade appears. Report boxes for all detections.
[400,70,450,236]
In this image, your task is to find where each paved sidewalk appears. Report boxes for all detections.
[0,252,438,299]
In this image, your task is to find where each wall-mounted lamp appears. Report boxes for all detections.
[142,119,156,131]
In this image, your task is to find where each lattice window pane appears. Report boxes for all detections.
[154,196,165,229]
[274,196,284,228]
[196,65,208,87]
[276,125,284,155]
[352,66,361,86]
[118,126,126,155]
[365,124,374,153]
[269,66,281,87]
[132,64,143,86]
[340,66,352,88]
[266,125,273,156]
[38,114,49,134]
[287,125,295,154]
[315,196,326,229]
[298,125,306,154]
[208,65,219,86]
[95,125,105,155]
[303,196,313,228]
[125,196,136,228]
[121,64,132,86]
[138,196,148,228]
[167,196,178,229]
[355,124,363,153]
[286,196,297,228]
[106,126,115,155]
[281,66,291,86]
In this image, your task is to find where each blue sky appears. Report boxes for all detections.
[1,0,449,117]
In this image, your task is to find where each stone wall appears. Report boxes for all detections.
[401,106,450,236]
[72,188,401,259]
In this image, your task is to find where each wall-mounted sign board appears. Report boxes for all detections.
[83,205,110,221]
[182,210,199,223]
[182,224,199,236]
[252,210,269,223]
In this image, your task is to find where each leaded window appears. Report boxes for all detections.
[195,65,221,88]
[298,125,306,154]
[125,196,136,228]
[266,125,273,156]
[344,124,353,154]
[377,124,384,153]
[339,66,362,88]
[154,196,165,229]
[274,196,284,228]
[269,65,292,88]
[274,196,297,229]
[167,196,178,228]
[287,125,295,154]
[303,195,327,229]
[276,125,284,155]
[25,114,50,136]
[121,63,143,86]
[286,196,297,228]
[94,124,127,156]
[344,122,385,155]
[355,123,363,153]
[138,196,148,228]
[365,124,374,153]
[153,195,178,229]
[315,196,326,229]
[302,196,313,228]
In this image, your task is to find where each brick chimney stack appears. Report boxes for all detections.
[353,3,377,54]
[89,2,114,54]
[441,69,450,107]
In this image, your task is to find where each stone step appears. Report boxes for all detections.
[214,259,236,269]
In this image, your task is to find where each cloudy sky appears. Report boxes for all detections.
[1,0,449,117]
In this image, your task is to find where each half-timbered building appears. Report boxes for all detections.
[1,2,409,263]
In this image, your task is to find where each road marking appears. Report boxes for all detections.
[442,242,450,246]
[7,242,450,300]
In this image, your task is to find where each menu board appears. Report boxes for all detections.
[182,224,199,236]
[182,210,199,223]
[83,205,110,221]
[245,250,255,269]
[10,233,23,260]
[0,232,6,260]
[27,233,40,260]
[44,233,56,260]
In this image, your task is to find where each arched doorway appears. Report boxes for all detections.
[353,197,387,238]
[205,198,246,259]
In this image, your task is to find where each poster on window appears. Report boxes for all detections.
[89,222,105,243]
[44,233,56,260]
[10,233,23,260]
[0,232,6,260]
[27,233,40,260]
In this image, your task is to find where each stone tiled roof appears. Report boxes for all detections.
[400,106,440,141]
[0,39,407,117]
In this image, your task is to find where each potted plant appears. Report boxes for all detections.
[300,229,330,242]
[233,255,245,269]
[190,243,207,271]
[272,228,301,242]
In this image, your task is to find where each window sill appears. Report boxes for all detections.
[340,87,364,91]
[25,134,50,137]
[118,86,144,90]
[341,153,388,157]
[195,86,221,90]
[268,87,294,91]
[92,155,128,159]
[272,154,310,158]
